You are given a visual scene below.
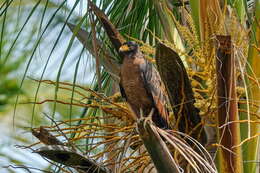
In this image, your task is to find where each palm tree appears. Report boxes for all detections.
[1,0,260,172]
[0,1,86,172]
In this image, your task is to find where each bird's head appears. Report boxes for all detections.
[119,41,138,56]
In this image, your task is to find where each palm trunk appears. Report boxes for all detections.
[216,35,243,173]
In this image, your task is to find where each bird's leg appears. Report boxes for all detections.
[139,108,144,119]
[143,108,154,129]
[137,108,154,132]
[135,108,144,134]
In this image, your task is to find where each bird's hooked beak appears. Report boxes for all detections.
[119,44,130,52]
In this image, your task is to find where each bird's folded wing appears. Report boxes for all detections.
[140,60,169,125]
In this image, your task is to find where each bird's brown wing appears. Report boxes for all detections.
[140,59,170,127]
[155,43,206,144]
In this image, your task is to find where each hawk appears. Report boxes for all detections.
[119,41,170,129]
